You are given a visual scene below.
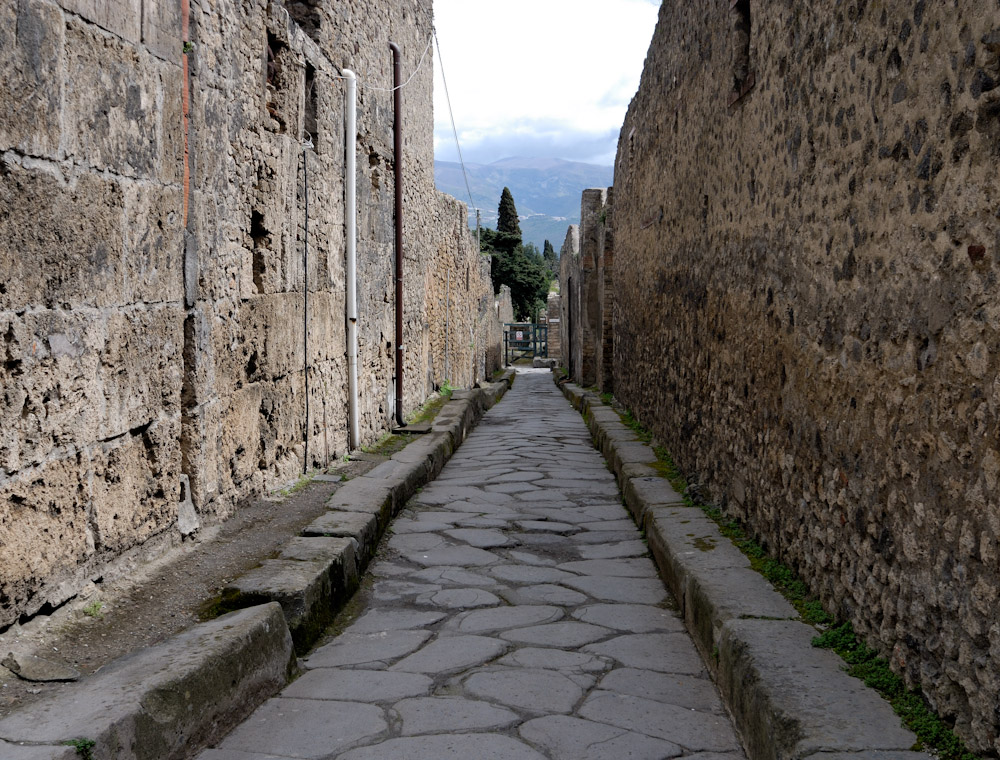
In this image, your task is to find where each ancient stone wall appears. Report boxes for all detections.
[424,192,498,392]
[558,189,613,389]
[612,1,1000,752]
[558,225,580,379]
[596,189,615,392]
[1,0,499,630]
[546,292,562,361]
[481,285,512,377]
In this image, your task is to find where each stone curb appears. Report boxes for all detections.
[222,369,516,654]
[0,604,294,760]
[554,376,931,760]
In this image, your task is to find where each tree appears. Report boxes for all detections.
[489,243,549,321]
[543,239,557,272]
[497,186,521,238]
[480,190,550,321]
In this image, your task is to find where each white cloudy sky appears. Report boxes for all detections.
[432,0,661,167]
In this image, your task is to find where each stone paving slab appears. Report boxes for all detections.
[302,629,432,669]
[195,370,746,760]
[520,714,683,760]
[0,742,73,760]
[283,668,432,702]
[338,733,548,760]
[214,698,387,758]
[393,696,520,735]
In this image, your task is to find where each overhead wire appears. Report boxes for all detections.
[432,28,477,216]
[362,32,434,92]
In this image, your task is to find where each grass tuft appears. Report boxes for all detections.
[62,739,96,759]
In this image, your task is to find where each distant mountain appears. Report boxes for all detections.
[434,157,614,252]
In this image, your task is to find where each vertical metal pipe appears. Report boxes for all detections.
[445,268,450,383]
[343,70,360,450]
[389,41,405,427]
[302,145,310,473]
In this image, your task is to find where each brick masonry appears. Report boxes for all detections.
[0,0,500,630]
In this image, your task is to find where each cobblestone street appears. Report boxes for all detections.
[198,370,744,760]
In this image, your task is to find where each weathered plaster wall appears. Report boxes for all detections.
[1,0,498,630]
[613,1,1000,752]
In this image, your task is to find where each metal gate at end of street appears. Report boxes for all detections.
[504,322,548,365]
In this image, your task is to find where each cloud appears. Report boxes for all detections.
[433,0,659,167]
[435,119,620,166]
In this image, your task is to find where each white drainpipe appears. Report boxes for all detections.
[344,69,360,450]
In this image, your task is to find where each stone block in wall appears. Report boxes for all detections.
[559,224,581,382]
[58,0,141,45]
[302,292,347,364]
[577,189,606,387]
[182,394,221,514]
[90,417,180,553]
[260,374,309,479]
[64,19,160,177]
[0,310,102,473]
[207,373,304,509]
[185,1,234,91]
[0,159,125,311]
[0,0,64,157]
[0,304,182,477]
[214,382,267,503]
[122,182,185,304]
[547,293,561,361]
[99,307,183,439]
[189,80,231,196]
[0,455,94,628]
[215,294,304,391]
[141,0,181,62]
[158,57,184,186]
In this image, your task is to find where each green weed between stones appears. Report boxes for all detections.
[403,388,451,428]
[275,472,315,498]
[62,738,96,759]
[597,392,982,760]
[813,623,979,760]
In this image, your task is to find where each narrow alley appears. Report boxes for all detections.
[197,369,743,760]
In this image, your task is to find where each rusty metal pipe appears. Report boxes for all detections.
[390,41,405,427]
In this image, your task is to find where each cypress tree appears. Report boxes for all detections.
[542,239,557,270]
[497,187,522,238]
